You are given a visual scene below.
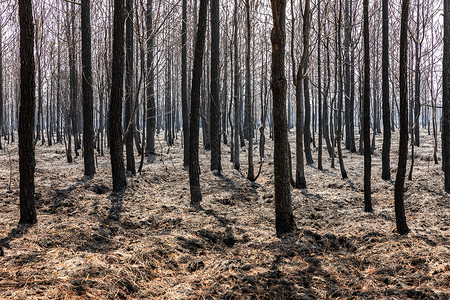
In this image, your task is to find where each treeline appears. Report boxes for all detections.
[1,0,449,235]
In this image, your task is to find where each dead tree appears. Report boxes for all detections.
[271,0,295,235]
[394,0,410,235]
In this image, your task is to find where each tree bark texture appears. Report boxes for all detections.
[125,0,136,175]
[270,0,295,235]
[443,0,450,193]
[189,0,209,206]
[109,0,127,192]
[381,0,391,180]
[395,0,410,235]
[81,0,96,177]
[363,0,372,212]
[18,0,37,224]
[210,0,221,174]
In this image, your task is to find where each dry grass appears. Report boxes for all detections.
[0,130,449,299]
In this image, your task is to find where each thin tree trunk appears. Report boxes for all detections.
[189,0,209,206]
[344,0,351,151]
[302,2,313,166]
[414,0,420,147]
[395,0,410,235]
[323,37,333,159]
[56,36,61,144]
[245,0,254,180]
[81,0,95,177]
[443,0,450,192]
[233,0,240,170]
[125,0,136,175]
[0,24,3,150]
[381,0,391,180]
[363,0,372,212]
[337,1,347,179]
[210,0,221,174]
[292,0,308,188]
[317,1,322,170]
[222,34,228,145]
[146,0,156,163]
[181,0,189,168]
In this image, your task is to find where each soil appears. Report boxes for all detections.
[0,130,449,299]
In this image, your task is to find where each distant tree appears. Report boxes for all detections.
[125,0,136,175]
[245,0,254,181]
[271,0,295,235]
[109,0,127,192]
[413,0,421,147]
[443,0,450,193]
[409,0,421,181]
[181,0,189,169]
[56,17,62,145]
[291,0,307,189]
[303,0,313,166]
[344,0,355,153]
[68,3,80,156]
[232,0,241,170]
[18,0,37,224]
[210,0,221,174]
[35,13,44,146]
[81,0,95,177]
[317,0,322,170]
[336,1,347,179]
[0,23,2,151]
[363,0,372,212]
[146,0,156,163]
[323,35,334,164]
[381,0,391,181]
[233,0,240,171]
[394,0,410,235]
[189,0,209,206]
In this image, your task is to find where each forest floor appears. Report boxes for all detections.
[0,130,449,299]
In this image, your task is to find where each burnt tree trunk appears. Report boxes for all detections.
[363,0,372,212]
[323,37,333,159]
[395,0,410,235]
[292,0,309,189]
[181,0,189,168]
[336,2,347,179]
[271,0,295,235]
[414,0,420,147]
[109,0,127,192]
[210,0,221,174]
[245,0,254,180]
[68,3,80,156]
[189,0,209,206]
[18,0,37,224]
[146,0,156,163]
[0,24,2,150]
[81,0,95,177]
[317,1,322,170]
[303,2,313,166]
[233,0,240,170]
[443,0,450,193]
[125,0,136,175]
[381,0,391,180]
[344,0,352,152]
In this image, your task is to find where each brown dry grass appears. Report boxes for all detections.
[0,130,449,299]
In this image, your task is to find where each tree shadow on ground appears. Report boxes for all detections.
[204,229,359,299]
[0,224,32,254]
